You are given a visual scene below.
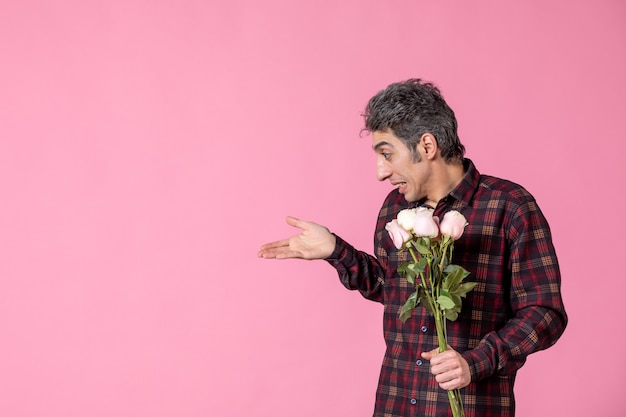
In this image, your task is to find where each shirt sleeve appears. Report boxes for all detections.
[325,234,387,303]
[462,199,568,381]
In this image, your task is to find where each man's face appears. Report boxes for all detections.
[372,130,429,203]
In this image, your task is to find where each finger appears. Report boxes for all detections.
[429,348,458,365]
[421,347,439,360]
[275,250,304,260]
[435,371,454,384]
[259,239,291,251]
[437,377,461,391]
[258,247,302,259]
[257,249,277,259]
[258,241,292,259]
[285,216,306,230]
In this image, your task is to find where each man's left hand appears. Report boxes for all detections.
[421,347,471,390]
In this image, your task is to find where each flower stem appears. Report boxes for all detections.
[408,243,465,416]
[447,389,464,417]
[408,247,430,292]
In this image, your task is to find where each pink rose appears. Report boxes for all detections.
[439,210,468,240]
[413,207,439,238]
[385,219,412,249]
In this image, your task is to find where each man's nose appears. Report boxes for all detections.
[376,160,391,181]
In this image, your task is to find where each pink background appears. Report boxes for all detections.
[1,1,624,416]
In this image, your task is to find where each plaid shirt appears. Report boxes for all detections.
[326,159,567,417]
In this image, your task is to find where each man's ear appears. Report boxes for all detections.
[421,133,438,160]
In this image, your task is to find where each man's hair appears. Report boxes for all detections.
[363,79,465,163]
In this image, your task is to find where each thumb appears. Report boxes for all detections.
[421,347,439,360]
[285,216,305,230]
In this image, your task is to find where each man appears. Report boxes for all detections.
[258,79,567,417]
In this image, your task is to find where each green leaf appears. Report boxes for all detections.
[444,309,459,322]
[398,262,417,282]
[437,291,456,310]
[418,289,435,316]
[406,263,420,274]
[406,274,415,285]
[399,291,418,323]
[414,258,428,273]
[450,282,477,298]
[443,265,470,290]
[415,241,432,256]
[451,294,462,309]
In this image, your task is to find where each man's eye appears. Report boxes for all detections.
[382,152,391,160]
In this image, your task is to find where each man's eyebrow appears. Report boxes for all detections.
[373,141,394,151]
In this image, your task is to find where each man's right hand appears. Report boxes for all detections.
[257,216,336,260]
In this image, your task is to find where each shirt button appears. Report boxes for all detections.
[410,399,417,405]
[421,326,428,333]
[416,359,423,366]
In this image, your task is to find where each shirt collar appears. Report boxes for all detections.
[447,158,480,208]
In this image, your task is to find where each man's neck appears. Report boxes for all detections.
[426,160,465,207]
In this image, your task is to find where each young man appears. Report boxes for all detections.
[258,79,567,417]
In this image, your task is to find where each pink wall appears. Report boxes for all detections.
[1,1,624,416]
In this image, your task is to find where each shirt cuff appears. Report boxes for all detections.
[461,343,496,382]
[325,233,345,262]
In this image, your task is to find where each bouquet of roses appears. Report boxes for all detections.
[385,207,475,417]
